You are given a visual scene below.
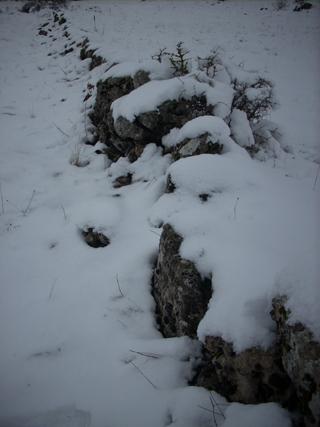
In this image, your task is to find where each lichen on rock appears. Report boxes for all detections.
[196,336,296,409]
[152,224,212,338]
[271,296,320,426]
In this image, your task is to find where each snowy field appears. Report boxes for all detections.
[0,1,319,426]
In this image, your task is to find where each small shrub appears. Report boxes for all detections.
[274,0,288,10]
[151,47,169,64]
[232,77,276,123]
[152,42,190,76]
[21,0,67,13]
[168,42,190,76]
[197,48,223,79]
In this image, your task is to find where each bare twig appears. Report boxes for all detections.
[129,349,161,359]
[84,102,88,139]
[60,204,67,222]
[53,122,70,137]
[0,183,4,215]
[149,229,161,237]
[129,361,157,389]
[233,197,240,220]
[313,164,320,190]
[48,278,57,301]
[198,405,223,416]
[116,274,124,297]
[58,64,68,76]
[210,392,226,419]
[22,190,36,216]
[7,190,36,216]
[209,394,218,427]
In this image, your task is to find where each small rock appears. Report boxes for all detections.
[113,173,132,188]
[81,228,110,248]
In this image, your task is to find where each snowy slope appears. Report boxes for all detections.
[0,1,319,427]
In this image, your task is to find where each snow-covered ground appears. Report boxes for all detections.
[0,1,319,426]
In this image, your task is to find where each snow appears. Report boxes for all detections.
[111,76,233,121]
[274,254,320,339]
[162,115,231,148]
[222,402,291,427]
[0,0,319,426]
[102,60,171,81]
[230,109,255,147]
[150,150,319,351]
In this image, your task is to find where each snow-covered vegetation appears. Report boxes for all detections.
[0,1,319,426]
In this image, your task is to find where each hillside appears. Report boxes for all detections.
[0,1,319,426]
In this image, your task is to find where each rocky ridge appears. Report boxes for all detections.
[77,31,319,427]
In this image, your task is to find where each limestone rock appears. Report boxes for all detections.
[196,336,296,408]
[81,228,110,248]
[152,224,212,338]
[90,72,150,161]
[171,133,223,160]
[113,173,132,188]
[79,43,105,70]
[113,96,214,148]
[271,296,320,426]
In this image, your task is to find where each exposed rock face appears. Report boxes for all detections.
[152,224,212,338]
[271,296,320,426]
[196,336,296,408]
[79,41,105,70]
[113,96,214,149]
[170,133,223,160]
[152,226,303,418]
[89,71,150,161]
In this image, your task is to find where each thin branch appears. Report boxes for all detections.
[60,204,67,222]
[233,197,240,220]
[84,102,88,138]
[129,361,157,389]
[149,229,161,237]
[48,279,57,301]
[209,394,218,427]
[53,122,70,137]
[197,405,223,416]
[129,349,161,359]
[313,164,320,190]
[58,64,68,76]
[116,274,124,297]
[22,190,36,216]
[210,392,226,419]
[0,183,4,215]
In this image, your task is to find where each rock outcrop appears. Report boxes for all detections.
[79,38,105,70]
[151,224,320,426]
[152,224,212,338]
[271,296,320,426]
[112,96,214,149]
[89,71,150,161]
[196,336,296,408]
